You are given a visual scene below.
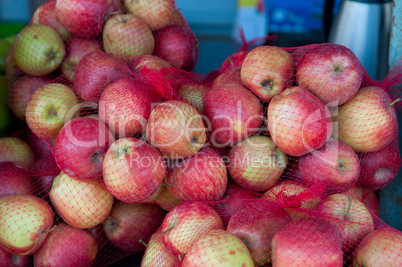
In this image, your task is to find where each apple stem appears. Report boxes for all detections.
[388,98,402,108]
[345,197,352,218]
[228,58,234,66]
[42,225,57,234]
[195,41,200,49]
[161,183,174,187]
[178,253,185,261]
[139,239,148,248]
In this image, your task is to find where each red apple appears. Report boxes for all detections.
[153,25,199,72]
[166,147,228,202]
[203,82,263,147]
[0,162,34,197]
[55,0,109,38]
[73,51,133,102]
[0,246,30,267]
[220,51,248,73]
[296,43,363,106]
[241,46,295,102]
[177,82,207,114]
[227,201,292,266]
[358,142,401,190]
[154,185,183,212]
[54,117,114,180]
[271,217,343,266]
[161,201,224,256]
[344,185,364,201]
[103,137,166,203]
[103,201,165,253]
[361,190,380,217]
[299,140,360,193]
[129,54,172,73]
[26,131,59,176]
[0,137,34,170]
[211,68,242,89]
[267,86,332,156]
[33,223,97,267]
[337,86,398,152]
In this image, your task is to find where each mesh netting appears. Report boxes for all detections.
[1,0,401,266]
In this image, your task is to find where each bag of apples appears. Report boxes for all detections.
[2,0,402,266]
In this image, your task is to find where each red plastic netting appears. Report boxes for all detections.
[1,0,401,266]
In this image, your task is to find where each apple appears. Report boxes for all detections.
[182,229,254,267]
[299,140,360,193]
[153,25,199,72]
[0,38,12,75]
[344,185,364,201]
[8,75,52,121]
[31,0,71,41]
[0,162,34,197]
[0,137,34,169]
[61,37,103,82]
[146,100,207,159]
[267,86,332,156]
[55,0,109,38]
[362,190,380,217]
[99,78,153,137]
[316,193,374,249]
[124,0,176,31]
[26,83,79,139]
[227,201,292,266]
[261,180,322,221]
[352,227,402,266]
[141,228,181,267]
[228,135,288,192]
[54,117,114,180]
[358,142,401,190]
[4,45,24,83]
[203,82,263,147]
[103,137,166,203]
[0,245,30,267]
[241,46,295,102]
[177,82,207,114]
[73,51,133,102]
[103,201,165,253]
[129,54,172,72]
[296,43,363,106]
[33,223,97,267]
[166,147,228,202]
[0,194,54,255]
[337,86,398,152]
[271,217,343,266]
[220,51,248,74]
[154,185,182,211]
[13,24,65,76]
[50,172,114,229]
[168,8,189,27]
[211,68,243,89]
[103,14,155,62]
[161,201,224,256]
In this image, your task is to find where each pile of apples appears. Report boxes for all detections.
[0,0,402,266]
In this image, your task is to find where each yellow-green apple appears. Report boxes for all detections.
[55,0,109,38]
[296,43,363,106]
[103,137,166,203]
[337,86,398,152]
[4,45,23,83]
[182,229,254,267]
[154,185,182,211]
[177,82,207,114]
[0,137,34,169]
[203,82,263,147]
[54,117,114,179]
[161,201,224,256]
[124,0,176,31]
[31,0,71,41]
[227,201,292,266]
[220,51,248,74]
[299,140,360,193]
[0,194,54,255]
[153,25,199,72]
[241,46,295,102]
[26,83,79,139]
[8,75,51,121]
[0,245,30,267]
[141,228,181,267]
[228,135,288,192]
[33,223,97,267]
[166,147,227,202]
[26,131,59,176]
[271,217,343,267]
[267,86,332,156]
[99,78,153,137]
[146,100,206,159]
[0,162,34,197]
[352,227,402,267]
[103,14,155,62]
[103,201,165,253]
[50,172,114,229]
[129,54,172,72]
[13,25,65,76]
[362,189,380,217]
[358,142,401,190]
[73,51,132,102]
[316,193,374,250]
[61,38,103,82]
[261,180,322,220]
